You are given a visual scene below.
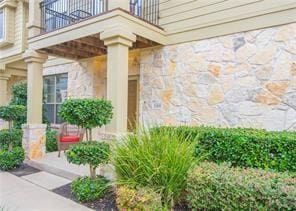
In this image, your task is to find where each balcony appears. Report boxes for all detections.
[40,0,160,33]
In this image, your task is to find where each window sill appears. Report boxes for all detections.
[0,39,13,48]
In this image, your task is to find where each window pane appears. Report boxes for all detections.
[0,10,4,40]
[44,76,55,103]
[56,104,64,124]
[44,104,55,124]
[56,74,68,103]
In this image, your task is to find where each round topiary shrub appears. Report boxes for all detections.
[0,129,22,149]
[71,176,110,202]
[0,147,25,171]
[66,142,110,179]
[0,105,26,129]
[59,99,113,141]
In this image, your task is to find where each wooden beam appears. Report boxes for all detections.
[62,41,106,55]
[43,48,84,60]
[74,36,106,49]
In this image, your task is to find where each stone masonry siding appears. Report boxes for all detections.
[139,23,296,131]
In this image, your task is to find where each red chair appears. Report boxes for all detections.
[57,123,85,157]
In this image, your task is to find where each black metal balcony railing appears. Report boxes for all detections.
[130,0,159,25]
[40,0,160,33]
[40,0,108,32]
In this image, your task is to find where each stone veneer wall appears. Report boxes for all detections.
[139,23,296,131]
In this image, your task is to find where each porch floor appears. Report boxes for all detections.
[26,151,115,181]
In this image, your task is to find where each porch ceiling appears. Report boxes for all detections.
[28,9,167,60]
[42,35,159,60]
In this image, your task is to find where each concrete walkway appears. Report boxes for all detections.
[0,171,92,211]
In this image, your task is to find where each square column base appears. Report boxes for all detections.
[22,124,47,160]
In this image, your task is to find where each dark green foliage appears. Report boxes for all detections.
[66,142,110,178]
[0,129,22,149]
[71,176,110,202]
[46,130,57,152]
[59,99,113,140]
[8,82,27,128]
[0,147,25,171]
[0,105,26,123]
[114,128,195,207]
[152,126,296,172]
[186,162,296,210]
[10,82,27,106]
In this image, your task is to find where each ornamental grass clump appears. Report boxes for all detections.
[114,128,196,207]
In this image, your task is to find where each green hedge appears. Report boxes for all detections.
[46,130,58,152]
[151,126,296,172]
[0,129,22,149]
[187,162,296,210]
[71,176,110,202]
[0,147,25,171]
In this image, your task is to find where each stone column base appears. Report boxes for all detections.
[22,124,47,160]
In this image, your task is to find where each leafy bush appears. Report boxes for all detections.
[0,105,26,128]
[71,176,110,202]
[46,130,57,152]
[67,142,110,179]
[114,129,195,207]
[10,82,27,106]
[152,126,296,172]
[0,129,22,149]
[116,185,163,210]
[187,162,296,210]
[0,147,25,171]
[59,99,113,141]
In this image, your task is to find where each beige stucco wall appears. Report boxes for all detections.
[139,22,296,131]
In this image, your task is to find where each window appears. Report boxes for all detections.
[0,9,3,40]
[44,74,68,124]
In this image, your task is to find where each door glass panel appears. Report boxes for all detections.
[128,80,138,131]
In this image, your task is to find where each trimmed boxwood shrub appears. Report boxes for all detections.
[46,130,57,152]
[152,126,296,172]
[66,142,110,179]
[0,129,22,149]
[71,176,110,202]
[186,162,296,210]
[0,147,25,171]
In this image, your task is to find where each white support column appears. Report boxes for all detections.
[0,72,10,130]
[0,74,10,106]
[22,50,47,160]
[23,50,48,124]
[27,0,42,38]
[101,26,136,135]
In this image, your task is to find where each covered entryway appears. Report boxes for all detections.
[128,77,139,131]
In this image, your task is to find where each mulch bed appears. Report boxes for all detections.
[53,183,118,211]
[8,164,41,177]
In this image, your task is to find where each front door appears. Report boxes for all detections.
[127,78,138,131]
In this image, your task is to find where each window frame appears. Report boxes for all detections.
[0,0,16,48]
[43,73,68,124]
[0,9,4,41]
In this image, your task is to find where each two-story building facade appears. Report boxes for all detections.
[0,0,296,158]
